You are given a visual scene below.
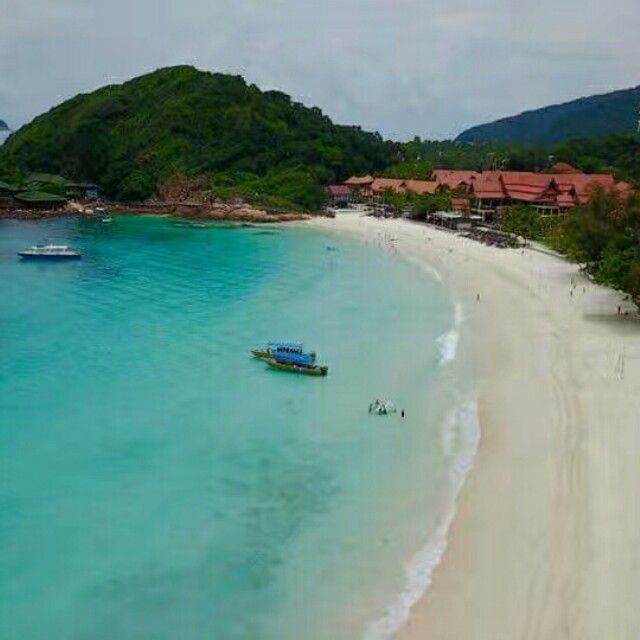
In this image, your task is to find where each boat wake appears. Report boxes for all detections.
[364,400,480,640]
[437,302,463,365]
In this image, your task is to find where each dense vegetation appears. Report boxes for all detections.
[388,138,552,173]
[496,190,640,305]
[2,67,640,212]
[390,135,640,186]
[499,205,547,241]
[554,135,640,182]
[0,66,393,207]
[457,86,640,146]
[554,188,640,304]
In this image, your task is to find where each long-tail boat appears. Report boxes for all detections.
[265,357,328,377]
[251,342,315,362]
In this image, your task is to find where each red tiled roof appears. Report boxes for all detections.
[480,171,503,180]
[549,162,583,175]
[344,175,374,186]
[404,180,439,195]
[370,178,406,194]
[451,198,470,210]
[327,185,351,196]
[500,172,553,187]
[551,174,616,204]
[500,173,557,203]
[432,170,480,190]
[557,194,576,208]
[471,175,507,200]
[616,181,635,201]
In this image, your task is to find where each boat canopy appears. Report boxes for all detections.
[268,341,303,352]
[273,351,315,366]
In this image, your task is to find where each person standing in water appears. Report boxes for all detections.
[401,409,405,418]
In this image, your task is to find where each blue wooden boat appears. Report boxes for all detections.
[251,342,315,362]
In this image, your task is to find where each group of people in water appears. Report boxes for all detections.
[368,399,405,417]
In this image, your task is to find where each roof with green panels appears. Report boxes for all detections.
[26,173,70,186]
[14,191,68,203]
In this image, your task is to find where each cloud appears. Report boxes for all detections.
[1,0,639,139]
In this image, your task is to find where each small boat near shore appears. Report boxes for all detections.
[265,357,328,376]
[252,341,327,376]
[18,244,82,260]
[251,342,315,362]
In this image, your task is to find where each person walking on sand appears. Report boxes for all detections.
[476,293,480,302]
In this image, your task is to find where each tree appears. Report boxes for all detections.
[561,186,622,263]
[500,206,543,243]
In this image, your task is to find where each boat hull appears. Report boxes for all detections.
[265,358,328,376]
[18,253,82,260]
[251,349,270,360]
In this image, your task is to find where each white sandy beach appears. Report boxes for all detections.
[309,213,640,640]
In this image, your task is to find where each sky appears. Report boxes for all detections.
[1,0,639,141]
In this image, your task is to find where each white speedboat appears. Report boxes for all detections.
[18,244,82,260]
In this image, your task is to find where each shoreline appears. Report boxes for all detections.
[308,214,640,639]
[0,204,313,224]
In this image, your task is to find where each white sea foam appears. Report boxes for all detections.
[437,302,464,365]
[364,400,481,640]
[400,254,444,284]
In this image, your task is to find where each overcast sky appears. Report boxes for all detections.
[1,0,639,140]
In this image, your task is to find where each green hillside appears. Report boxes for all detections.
[457,86,640,146]
[0,66,393,205]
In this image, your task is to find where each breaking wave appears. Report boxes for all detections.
[437,302,463,365]
[364,400,481,640]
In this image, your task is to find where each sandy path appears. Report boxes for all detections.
[308,213,640,640]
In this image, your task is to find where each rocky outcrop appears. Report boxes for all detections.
[109,201,310,222]
[0,174,312,222]
[0,206,75,220]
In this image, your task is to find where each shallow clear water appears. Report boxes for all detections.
[0,216,472,640]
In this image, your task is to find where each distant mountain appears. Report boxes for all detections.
[457,86,640,146]
[0,120,8,131]
[0,66,393,203]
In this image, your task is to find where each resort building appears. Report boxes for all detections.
[12,191,68,210]
[326,185,352,206]
[403,180,440,195]
[451,197,471,213]
[0,179,69,211]
[343,166,631,221]
[344,175,374,200]
[370,178,406,199]
[66,181,100,201]
[431,170,480,192]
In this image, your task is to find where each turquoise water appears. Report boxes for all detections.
[0,216,472,640]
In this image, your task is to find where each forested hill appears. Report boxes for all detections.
[0,66,393,204]
[456,86,640,146]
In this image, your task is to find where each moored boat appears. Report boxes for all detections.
[251,341,315,362]
[265,357,328,376]
[18,244,82,260]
